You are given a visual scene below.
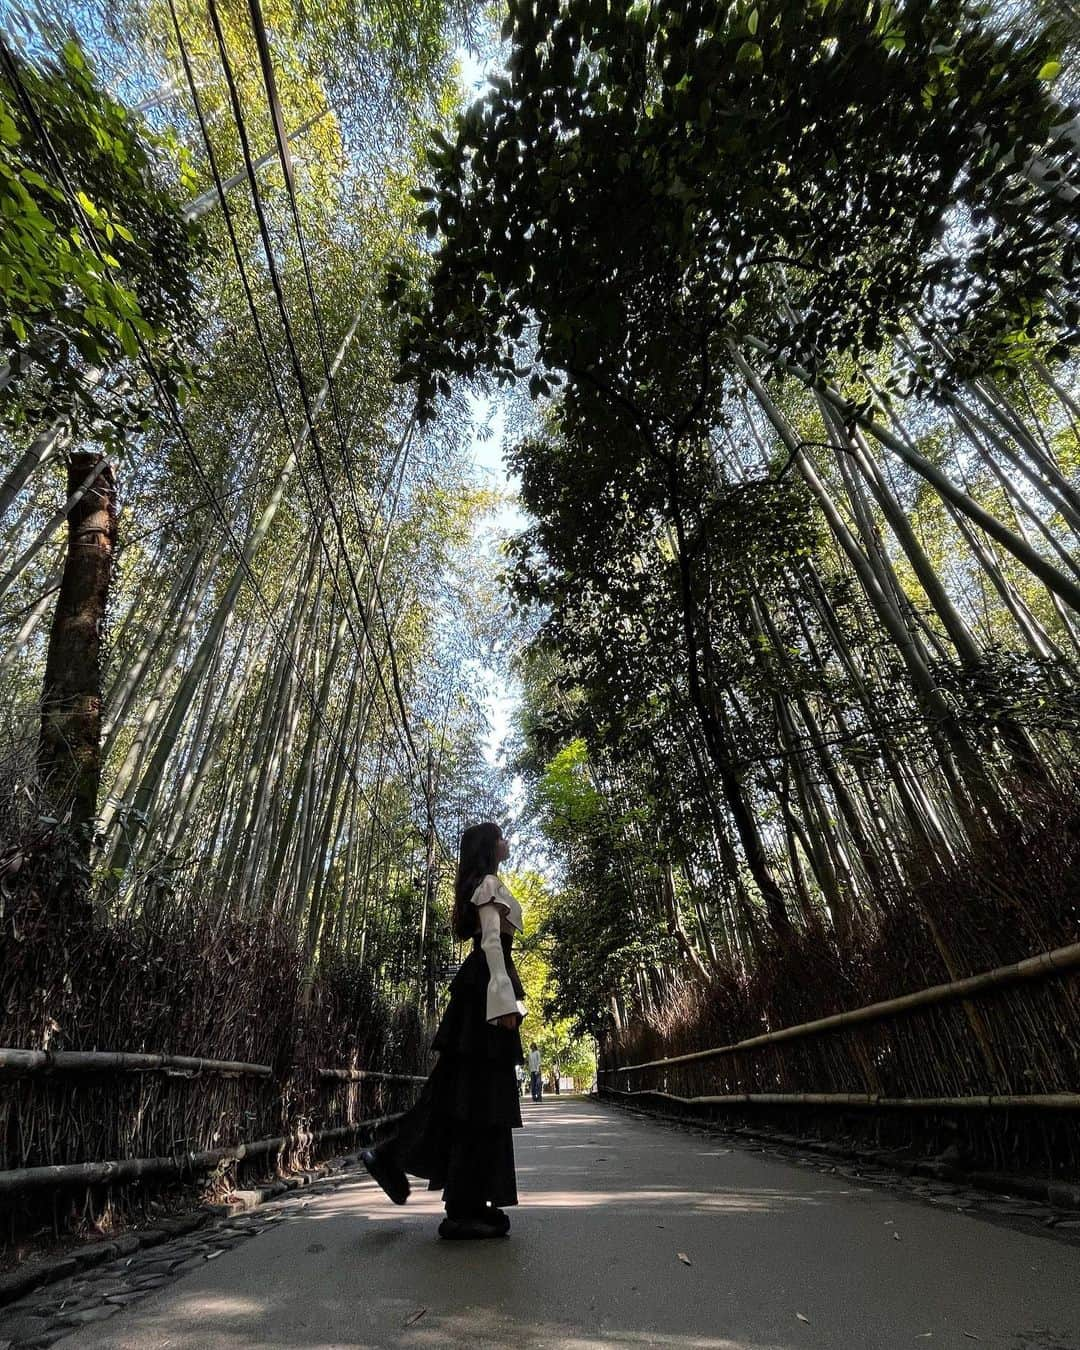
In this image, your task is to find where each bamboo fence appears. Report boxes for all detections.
[600,940,1080,1080]
[598,938,1080,1179]
[605,1088,1080,1110]
[0,1049,272,1077]
[0,1056,426,1199]
[0,1114,406,1197]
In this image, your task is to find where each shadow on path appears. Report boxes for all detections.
[52,1096,1080,1350]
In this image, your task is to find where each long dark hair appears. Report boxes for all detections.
[452,821,502,939]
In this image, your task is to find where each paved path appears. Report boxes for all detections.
[53,1096,1079,1349]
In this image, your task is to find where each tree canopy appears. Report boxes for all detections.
[383,0,1080,1042]
[0,37,204,445]
[392,0,1077,424]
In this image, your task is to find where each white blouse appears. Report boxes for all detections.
[471,874,526,1025]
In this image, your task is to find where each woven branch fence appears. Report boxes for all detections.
[0,886,432,1246]
[0,1050,422,1198]
[599,941,1080,1178]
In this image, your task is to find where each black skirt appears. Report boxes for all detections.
[376,933,525,1212]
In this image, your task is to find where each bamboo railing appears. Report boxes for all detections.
[0,1114,405,1197]
[0,1049,272,1077]
[318,1067,427,1084]
[605,1088,1080,1110]
[0,1052,428,1197]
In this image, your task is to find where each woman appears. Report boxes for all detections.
[361,821,526,1240]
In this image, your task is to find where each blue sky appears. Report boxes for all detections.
[455,42,529,787]
[465,394,526,791]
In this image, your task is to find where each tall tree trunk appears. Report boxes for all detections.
[39,452,117,850]
[659,858,712,984]
[733,347,1004,827]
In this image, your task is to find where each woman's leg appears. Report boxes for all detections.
[441,1123,492,1219]
[361,1065,447,1202]
[438,1124,514,1238]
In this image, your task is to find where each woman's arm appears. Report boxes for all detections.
[478,901,522,1025]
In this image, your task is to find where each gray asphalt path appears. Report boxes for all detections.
[55,1096,1079,1350]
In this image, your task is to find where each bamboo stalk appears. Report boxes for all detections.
[603,1087,1080,1110]
[602,941,1080,1075]
[0,1049,272,1077]
[318,1068,427,1083]
[0,1113,405,1197]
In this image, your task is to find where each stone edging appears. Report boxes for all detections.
[0,1144,373,1347]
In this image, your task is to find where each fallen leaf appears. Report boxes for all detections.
[404,1309,426,1327]
[677,1252,692,1266]
[893,1231,901,1241]
[205,1249,226,1261]
[796,1312,810,1323]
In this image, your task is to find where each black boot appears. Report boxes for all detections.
[484,1205,511,1235]
[438,1205,508,1240]
[360,1148,410,1205]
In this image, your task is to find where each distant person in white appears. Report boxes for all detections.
[528,1043,542,1102]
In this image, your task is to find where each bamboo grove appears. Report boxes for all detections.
[0,0,509,1222]
[2,0,1080,1232]
[387,0,1080,1162]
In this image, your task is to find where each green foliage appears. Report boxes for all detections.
[504,868,595,1083]
[0,38,204,442]
[390,0,1080,1032]
[535,740,603,840]
[392,0,1077,422]
[0,0,504,1022]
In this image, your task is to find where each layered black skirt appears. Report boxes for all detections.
[376,933,525,1213]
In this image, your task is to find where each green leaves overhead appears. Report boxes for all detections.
[392,0,1077,425]
[0,38,205,441]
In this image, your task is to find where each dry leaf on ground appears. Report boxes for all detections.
[404,1309,427,1327]
[677,1251,692,1265]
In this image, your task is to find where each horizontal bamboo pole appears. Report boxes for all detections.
[0,1113,404,1197]
[0,1049,273,1078]
[602,940,1080,1077]
[318,1068,427,1084]
[604,1086,1080,1110]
